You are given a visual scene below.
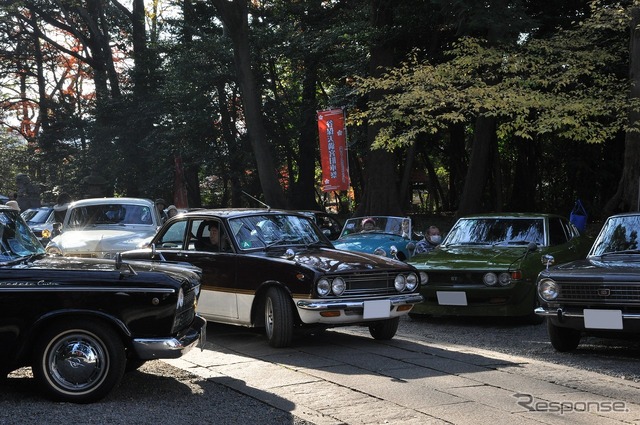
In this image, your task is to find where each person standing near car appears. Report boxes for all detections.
[53,193,72,223]
[414,225,442,254]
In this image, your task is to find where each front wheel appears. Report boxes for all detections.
[264,287,294,348]
[547,320,581,352]
[368,317,399,340]
[32,319,126,403]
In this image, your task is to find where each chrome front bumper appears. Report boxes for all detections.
[132,315,207,360]
[297,293,424,311]
[535,307,640,320]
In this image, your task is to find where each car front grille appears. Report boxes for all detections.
[342,272,402,296]
[172,285,198,333]
[557,283,640,304]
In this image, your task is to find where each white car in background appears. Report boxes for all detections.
[46,197,161,258]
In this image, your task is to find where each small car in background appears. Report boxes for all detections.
[333,216,417,261]
[536,212,640,351]
[0,204,205,403]
[122,209,423,348]
[46,197,162,259]
[21,206,55,243]
[408,213,592,322]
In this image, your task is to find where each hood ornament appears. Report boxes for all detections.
[284,248,296,260]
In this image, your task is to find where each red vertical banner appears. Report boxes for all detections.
[317,108,350,192]
[173,153,188,209]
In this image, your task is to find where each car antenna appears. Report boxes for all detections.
[242,191,271,211]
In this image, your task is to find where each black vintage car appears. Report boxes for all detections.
[122,209,423,348]
[535,213,640,351]
[0,205,205,403]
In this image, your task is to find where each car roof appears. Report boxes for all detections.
[68,197,155,208]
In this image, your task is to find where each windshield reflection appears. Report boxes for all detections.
[0,210,45,260]
[590,215,640,256]
[445,218,545,246]
[228,214,323,250]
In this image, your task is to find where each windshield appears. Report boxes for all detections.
[340,216,411,238]
[444,217,545,246]
[228,214,323,250]
[0,209,45,260]
[21,208,53,224]
[590,215,640,256]
[66,204,156,228]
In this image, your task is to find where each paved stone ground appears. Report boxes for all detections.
[166,320,640,425]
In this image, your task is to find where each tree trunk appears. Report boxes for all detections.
[355,0,402,217]
[605,5,640,214]
[507,136,538,212]
[457,115,496,216]
[447,123,467,211]
[211,0,288,208]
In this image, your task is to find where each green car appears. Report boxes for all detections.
[408,213,592,321]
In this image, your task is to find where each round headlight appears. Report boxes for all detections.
[394,274,406,291]
[332,277,346,296]
[483,272,498,286]
[498,272,511,286]
[317,278,331,297]
[374,247,387,257]
[405,273,418,291]
[419,271,429,285]
[539,278,559,301]
[41,228,51,239]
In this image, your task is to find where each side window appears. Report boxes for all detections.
[548,218,568,246]
[156,220,188,249]
[187,220,206,251]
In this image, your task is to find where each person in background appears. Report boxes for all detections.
[155,198,168,223]
[53,193,72,223]
[414,225,442,254]
[166,205,179,218]
[6,200,20,212]
[361,217,376,232]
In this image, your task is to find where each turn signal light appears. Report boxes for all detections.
[320,311,341,317]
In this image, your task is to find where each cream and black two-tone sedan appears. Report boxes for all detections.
[122,209,423,348]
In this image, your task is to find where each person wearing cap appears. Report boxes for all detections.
[166,205,179,218]
[155,198,168,223]
[361,217,375,232]
[6,200,20,211]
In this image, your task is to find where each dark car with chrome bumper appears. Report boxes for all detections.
[122,209,423,348]
[0,205,205,403]
[536,212,640,351]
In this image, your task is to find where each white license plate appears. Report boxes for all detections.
[363,300,391,319]
[436,291,468,306]
[583,309,623,330]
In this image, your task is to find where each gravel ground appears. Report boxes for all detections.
[399,314,640,382]
[0,362,312,425]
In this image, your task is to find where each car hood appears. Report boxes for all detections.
[13,254,201,284]
[50,228,156,253]
[249,246,415,273]
[541,255,640,281]
[408,245,535,270]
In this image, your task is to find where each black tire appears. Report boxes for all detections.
[547,320,581,352]
[264,287,294,348]
[368,317,399,340]
[32,319,126,403]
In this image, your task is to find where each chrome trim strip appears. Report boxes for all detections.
[0,286,175,293]
[297,293,424,311]
[535,307,640,320]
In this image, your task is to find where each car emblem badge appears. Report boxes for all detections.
[597,288,610,297]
